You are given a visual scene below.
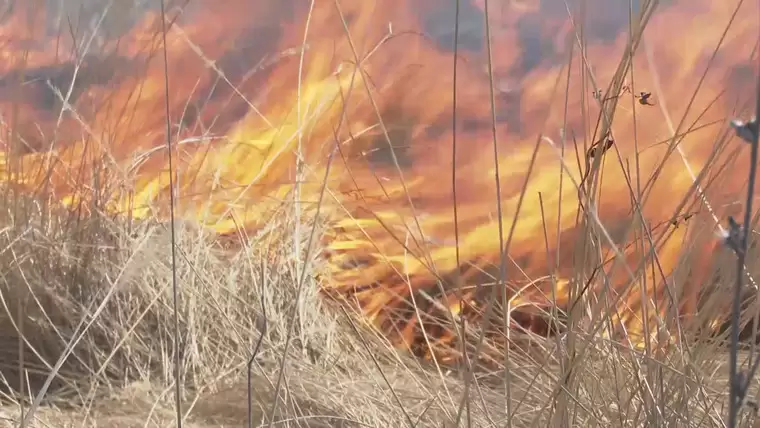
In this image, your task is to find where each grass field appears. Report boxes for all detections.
[0,199,754,428]
[1,0,760,427]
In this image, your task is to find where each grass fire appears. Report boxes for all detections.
[0,0,759,426]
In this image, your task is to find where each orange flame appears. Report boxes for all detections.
[0,0,757,358]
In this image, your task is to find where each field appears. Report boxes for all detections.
[1,0,760,427]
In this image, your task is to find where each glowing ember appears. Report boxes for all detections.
[0,0,757,360]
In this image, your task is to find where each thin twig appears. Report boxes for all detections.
[266,146,335,427]
[727,58,760,427]
[248,295,267,428]
[480,0,512,422]
[157,1,184,427]
[449,0,470,425]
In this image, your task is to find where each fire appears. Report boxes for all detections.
[0,0,756,359]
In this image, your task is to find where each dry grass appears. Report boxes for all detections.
[0,192,756,427]
[0,0,759,427]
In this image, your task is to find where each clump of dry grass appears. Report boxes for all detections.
[0,193,502,427]
[0,189,754,428]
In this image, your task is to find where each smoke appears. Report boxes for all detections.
[41,0,158,47]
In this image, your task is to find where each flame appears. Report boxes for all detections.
[0,0,756,358]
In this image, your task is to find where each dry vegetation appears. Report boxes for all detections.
[0,0,759,427]
[0,192,754,428]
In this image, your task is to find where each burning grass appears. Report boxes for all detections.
[0,0,759,426]
[0,191,755,427]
